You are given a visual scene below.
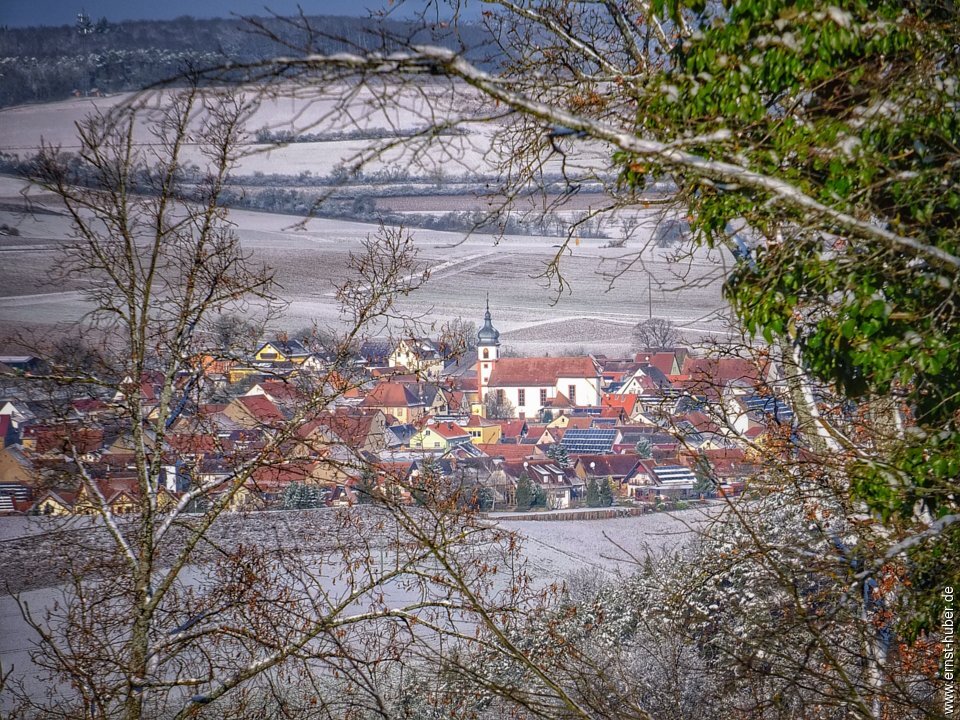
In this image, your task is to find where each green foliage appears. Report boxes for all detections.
[281,482,323,510]
[475,486,495,512]
[585,478,601,508]
[354,469,378,505]
[634,437,653,459]
[546,442,570,468]
[515,474,534,511]
[622,0,960,633]
[531,483,548,509]
[598,478,614,507]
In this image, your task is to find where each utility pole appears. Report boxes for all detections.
[648,275,653,319]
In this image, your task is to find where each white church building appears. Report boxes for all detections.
[475,302,601,418]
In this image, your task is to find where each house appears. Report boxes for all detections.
[389,338,445,380]
[627,462,699,501]
[21,423,104,455]
[475,303,601,417]
[222,395,287,430]
[360,382,431,424]
[501,459,583,509]
[247,461,324,504]
[0,482,32,514]
[546,415,593,430]
[496,418,529,443]
[464,414,502,445]
[245,379,308,408]
[475,443,542,462]
[0,399,37,433]
[409,421,472,451]
[679,354,778,400]
[296,408,388,455]
[0,445,34,485]
[0,355,44,374]
[635,349,689,376]
[573,454,645,495]
[560,428,622,455]
[31,490,77,516]
[358,339,392,367]
[253,337,312,365]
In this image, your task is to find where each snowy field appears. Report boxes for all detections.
[0,507,712,706]
[0,181,731,353]
[0,86,732,350]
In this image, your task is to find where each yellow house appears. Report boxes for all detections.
[227,366,262,384]
[32,491,75,516]
[464,415,502,445]
[409,422,472,451]
[254,338,312,365]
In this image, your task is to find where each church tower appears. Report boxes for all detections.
[476,297,500,401]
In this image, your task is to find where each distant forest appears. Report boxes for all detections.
[0,14,494,107]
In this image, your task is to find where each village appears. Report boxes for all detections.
[0,302,789,519]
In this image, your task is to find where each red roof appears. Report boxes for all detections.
[496,419,528,439]
[252,380,306,405]
[680,356,763,387]
[602,394,638,416]
[475,444,538,461]
[428,422,470,440]
[249,462,318,489]
[487,357,597,387]
[575,453,643,478]
[465,414,498,428]
[361,382,425,409]
[167,433,221,455]
[236,395,286,424]
[635,351,683,376]
[72,398,109,414]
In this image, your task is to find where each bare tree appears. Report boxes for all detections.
[484,390,516,420]
[633,318,681,351]
[1,87,539,720]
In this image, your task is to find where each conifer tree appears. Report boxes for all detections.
[514,474,533,511]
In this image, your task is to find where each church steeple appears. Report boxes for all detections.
[477,295,500,347]
[476,297,500,405]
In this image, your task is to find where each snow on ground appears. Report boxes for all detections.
[0,87,733,347]
[501,507,715,580]
[0,197,732,350]
[0,507,713,706]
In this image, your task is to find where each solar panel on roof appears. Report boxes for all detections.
[561,428,618,454]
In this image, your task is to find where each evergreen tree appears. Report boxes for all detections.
[282,482,322,510]
[546,442,570,468]
[585,478,600,508]
[476,487,495,512]
[598,478,614,507]
[354,469,378,504]
[531,483,547,509]
[514,474,533,511]
[634,437,653,459]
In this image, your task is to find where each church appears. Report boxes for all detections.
[475,302,602,418]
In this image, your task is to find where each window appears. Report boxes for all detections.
[540,388,548,406]
[497,389,505,402]
[568,385,577,403]
[482,348,489,359]
[517,389,526,407]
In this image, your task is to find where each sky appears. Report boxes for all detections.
[0,0,436,27]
